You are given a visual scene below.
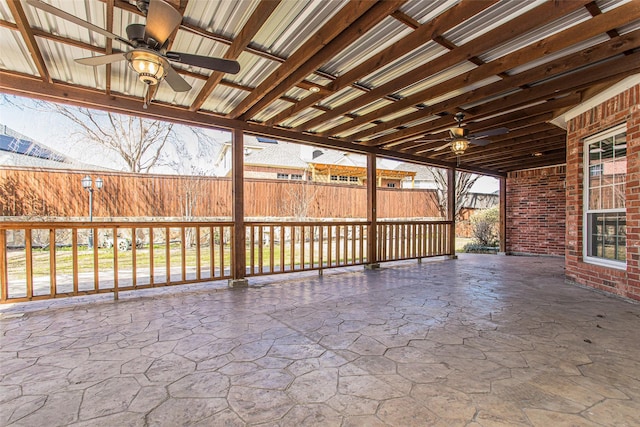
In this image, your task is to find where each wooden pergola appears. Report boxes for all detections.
[1,0,639,285]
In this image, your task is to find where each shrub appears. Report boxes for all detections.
[469,206,499,247]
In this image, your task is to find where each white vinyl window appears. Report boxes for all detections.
[583,124,627,268]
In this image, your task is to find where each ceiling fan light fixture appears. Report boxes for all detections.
[450,138,469,155]
[128,50,166,85]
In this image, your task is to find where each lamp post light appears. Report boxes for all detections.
[82,175,103,248]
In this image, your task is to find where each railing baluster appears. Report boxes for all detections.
[49,228,56,297]
[259,225,264,275]
[300,226,305,270]
[181,226,186,282]
[93,228,99,292]
[132,227,138,288]
[165,227,171,284]
[72,229,79,295]
[269,225,275,274]
[280,225,285,272]
[319,225,324,271]
[149,228,155,285]
[290,226,295,271]
[25,229,33,299]
[219,226,225,278]
[328,225,333,267]
[0,230,7,302]
[196,226,201,281]
[113,227,119,300]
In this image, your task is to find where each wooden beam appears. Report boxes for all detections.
[240,0,405,120]
[228,1,378,119]
[367,93,582,148]
[391,10,420,29]
[294,0,589,133]
[465,51,640,118]
[105,0,114,95]
[7,0,52,83]
[499,177,506,253]
[265,0,499,127]
[345,5,640,141]
[366,153,379,267]
[447,168,456,257]
[0,70,510,176]
[189,0,281,112]
[230,128,247,285]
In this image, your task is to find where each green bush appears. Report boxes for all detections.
[469,206,499,247]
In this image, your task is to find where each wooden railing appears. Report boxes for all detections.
[245,221,369,276]
[0,219,452,303]
[377,220,452,262]
[0,221,233,303]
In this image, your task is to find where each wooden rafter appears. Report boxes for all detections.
[265,0,498,127]
[227,1,380,119]
[7,0,51,83]
[189,0,282,112]
[239,0,406,121]
[334,4,640,141]
[105,0,114,95]
[293,1,589,133]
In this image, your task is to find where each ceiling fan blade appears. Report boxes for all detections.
[144,0,182,47]
[26,0,133,47]
[166,52,241,74]
[412,139,446,143]
[434,142,452,151]
[75,53,126,66]
[469,139,491,146]
[469,127,509,138]
[164,65,192,92]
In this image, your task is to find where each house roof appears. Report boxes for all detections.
[0,124,111,170]
[1,1,638,175]
[244,139,309,169]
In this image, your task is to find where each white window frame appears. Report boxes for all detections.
[582,123,627,269]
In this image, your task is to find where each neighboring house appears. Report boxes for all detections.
[0,124,110,171]
[216,136,416,187]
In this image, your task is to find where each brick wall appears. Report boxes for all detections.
[565,84,640,301]
[506,166,566,256]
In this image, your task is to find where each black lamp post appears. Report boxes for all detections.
[82,175,103,248]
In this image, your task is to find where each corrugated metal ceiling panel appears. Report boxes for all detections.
[184,0,260,38]
[0,26,36,75]
[321,16,411,77]
[201,84,246,115]
[38,39,104,88]
[358,42,448,89]
[250,0,347,57]
[252,98,292,124]
[401,0,460,25]
[394,62,477,99]
[280,108,324,129]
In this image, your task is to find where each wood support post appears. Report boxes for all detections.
[229,128,248,287]
[447,168,457,259]
[365,153,379,269]
[499,176,507,255]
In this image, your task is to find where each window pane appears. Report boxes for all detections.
[589,188,600,210]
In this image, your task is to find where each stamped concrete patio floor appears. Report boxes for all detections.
[1,254,640,426]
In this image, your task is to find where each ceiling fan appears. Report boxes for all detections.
[415,113,509,155]
[26,0,240,94]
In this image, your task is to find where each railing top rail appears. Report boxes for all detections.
[245,220,370,227]
[0,220,235,230]
[377,220,452,225]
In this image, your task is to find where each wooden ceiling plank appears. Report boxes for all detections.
[189,0,282,112]
[264,0,499,127]
[457,138,567,165]
[7,0,52,83]
[227,1,379,119]
[474,148,566,169]
[240,0,406,121]
[295,0,589,133]
[367,93,581,148]
[341,4,640,141]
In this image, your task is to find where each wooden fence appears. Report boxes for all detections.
[0,167,441,219]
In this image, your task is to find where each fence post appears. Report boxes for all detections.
[229,129,249,287]
[365,153,380,269]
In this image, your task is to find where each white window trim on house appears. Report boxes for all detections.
[582,123,627,270]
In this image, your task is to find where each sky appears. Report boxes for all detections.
[0,94,498,193]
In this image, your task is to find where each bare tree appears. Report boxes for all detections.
[426,168,480,220]
[50,104,174,173]
[280,178,318,219]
